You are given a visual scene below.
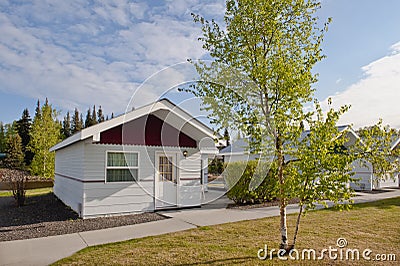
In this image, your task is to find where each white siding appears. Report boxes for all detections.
[350,160,373,191]
[54,141,203,218]
[53,141,85,216]
[179,151,201,180]
[179,151,202,206]
[375,174,399,189]
[81,144,156,217]
[54,175,83,216]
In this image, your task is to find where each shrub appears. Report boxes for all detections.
[0,168,28,207]
[224,160,278,204]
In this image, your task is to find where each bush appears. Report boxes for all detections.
[0,168,28,207]
[224,160,278,204]
[208,157,224,175]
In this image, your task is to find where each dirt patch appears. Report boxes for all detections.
[0,193,165,242]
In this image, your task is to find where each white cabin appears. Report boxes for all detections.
[50,99,219,218]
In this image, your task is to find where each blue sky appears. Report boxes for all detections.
[0,0,400,128]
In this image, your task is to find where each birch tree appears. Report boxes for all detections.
[28,99,61,178]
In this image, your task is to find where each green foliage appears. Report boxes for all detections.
[357,121,400,181]
[84,106,98,128]
[16,108,34,165]
[62,111,72,139]
[287,100,356,211]
[71,108,83,134]
[28,99,61,178]
[208,157,224,175]
[97,105,105,123]
[4,133,25,170]
[0,122,6,153]
[225,160,278,204]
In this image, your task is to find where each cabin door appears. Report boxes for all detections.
[155,152,178,209]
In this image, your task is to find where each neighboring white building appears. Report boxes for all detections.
[50,99,219,218]
[373,138,400,189]
[219,126,399,191]
[219,138,260,163]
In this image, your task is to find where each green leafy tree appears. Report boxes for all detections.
[187,0,331,250]
[357,121,400,184]
[28,99,61,178]
[71,108,83,134]
[62,111,72,139]
[188,0,397,251]
[16,108,34,165]
[4,133,24,170]
[2,133,27,207]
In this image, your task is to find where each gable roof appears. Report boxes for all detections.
[50,98,220,152]
[391,137,400,151]
[219,125,359,155]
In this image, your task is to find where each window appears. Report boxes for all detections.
[106,152,138,182]
[158,156,176,183]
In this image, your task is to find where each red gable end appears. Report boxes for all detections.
[99,114,197,148]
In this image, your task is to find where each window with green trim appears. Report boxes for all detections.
[106,152,138,182]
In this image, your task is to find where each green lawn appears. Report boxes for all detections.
[54,197,400,265]
[0,187,53,197]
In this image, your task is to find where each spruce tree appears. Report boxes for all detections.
[97,105,105,123]
[0,122,5,153]
[71,108,83,133]
[34,99,41,119]
[80,114,84,130]
[223,128,230,146]
[85,107,92,128]
[16,109,33,165]
[91,105,98,125]
[62,111,71,139]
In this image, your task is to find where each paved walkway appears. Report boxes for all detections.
[1,188,399,266]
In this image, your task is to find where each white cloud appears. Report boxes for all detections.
[0,0,224,117]
[321,41,400,129]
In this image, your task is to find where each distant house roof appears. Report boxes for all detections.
[390,137,400,150]
[219,125,358,156]
[50,98,222,152]
[219,138,250,155]
[0,153,6,159]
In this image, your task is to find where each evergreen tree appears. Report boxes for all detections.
[97,106,105,123]
[91,105,98,125]
[28,100,61,178]
[16,109,33,165]
[111,112,114,119]
[85,107,92,128]
[0,122,5,153]
[80,114,84,130]
[105,115,109,121]
[71,108,83,133]
[223,128,230,146]
[4,133,24,170]
[34,99,41,119]
[62,111,71,139]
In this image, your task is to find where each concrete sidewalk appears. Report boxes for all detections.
[1,188,399,266]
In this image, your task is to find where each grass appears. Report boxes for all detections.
[0,187,53,197]
[54,197,400,265]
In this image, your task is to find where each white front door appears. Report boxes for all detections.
[155,152,178,209]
